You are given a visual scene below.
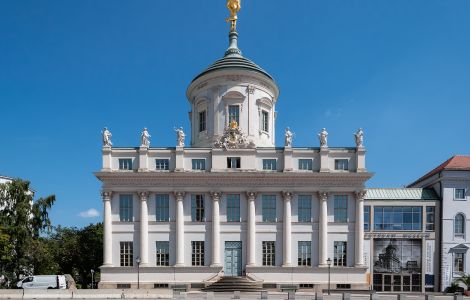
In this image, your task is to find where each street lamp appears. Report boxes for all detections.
[90,269,95,290]
[135,256,141,289]
[327,258,332,295]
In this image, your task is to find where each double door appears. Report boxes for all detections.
[224,241,242,276]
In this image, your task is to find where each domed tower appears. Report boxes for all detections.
[186,0,279,148]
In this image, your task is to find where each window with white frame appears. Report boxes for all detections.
[155,241,169,266]
[455,214,465,237]
[119,159,133,170]
[298,195,312,222]
[262,159,277,170]
[226,194,240,222]
[426,206,435,231]
[261,110,269,132]
[454,253,465,273]
[227,157,241,169]
[120,241,133,267]
[262,195,276,222]
[455,189,466,200]
[364,206,371,231]
[334,159,349,171]
[155,159,169,170]
[155,194,169,222]
[119,194,133,222]
[192,159,206,170]
[334,195,348,223]
[298,159,313,171]
[191,241,205,266]
[298,241,311,266]
[191,194,205,222]
[228,105,240,125]
[199,110,206,132]
[262,241,275,266]
[334,241,347,266]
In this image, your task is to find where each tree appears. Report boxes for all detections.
[0,179,55,282]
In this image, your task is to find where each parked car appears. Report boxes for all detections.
[16,275,67,289]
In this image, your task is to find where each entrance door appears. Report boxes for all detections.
[224,241,242,276]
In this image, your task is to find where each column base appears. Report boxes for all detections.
[355,263,365,268]
[101,263,113,268]
[174,263,185,267]
[282,263,292,267]
[210,263,223,268]
[246,263,256,267]
[318,264,328,268]
[139,263,150,267]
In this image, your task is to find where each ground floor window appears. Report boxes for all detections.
[120,241,133,267]
[334,241,347,266]
[454,253,465,273]
[262,241,275,266]
[155,241,169,266]
[192,241,205,266]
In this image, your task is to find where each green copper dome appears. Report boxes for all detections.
[192,31,274,82]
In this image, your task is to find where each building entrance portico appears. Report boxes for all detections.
[224,241,242,276]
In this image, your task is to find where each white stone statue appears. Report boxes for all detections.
[318,128,328,148]
[175,127,185,147]
[354,128,364,148]
[285,127,293,147]
[102,127,112,147]
[140,127,151,147]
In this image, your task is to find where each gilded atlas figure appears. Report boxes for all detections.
[226,0,241,31]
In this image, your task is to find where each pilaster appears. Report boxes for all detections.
[210,191,223,267]
[138,147,148,172]
[320,148,330,173]
[318,191,329,266]
[175,147,184,172]
[355,190,366,267]
[101,191,113,267]
[102,146,112,171]
[283,147,293,172]
[139,191,149,267]
[246,191,257,267]
[282,191,293,267]
[174,191,186,266]
[356,147,366,172]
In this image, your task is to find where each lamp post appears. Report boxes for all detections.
[136,256,141,289]
[90,269,94,289]
[327,257,332,295]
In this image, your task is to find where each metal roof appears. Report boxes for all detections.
[365,188,439,200]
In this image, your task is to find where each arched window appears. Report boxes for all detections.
[455,214,465,237]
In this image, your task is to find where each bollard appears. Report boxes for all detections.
[316,292,323,300]
[425,295,435,300]
[454,294,464,300]
[206,291,214,300]
[261,291,268,299]
[288,291,296,300]
[234,290,240,299]
[370,293,379,300]
[343,293,351,300]
[399,294,407,300]
[177,293,187,300]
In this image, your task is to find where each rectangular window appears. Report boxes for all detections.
[262,159,277,170]
[262,241,275,266]
[334,241,347,266]
[426,207,435,231]
[364,206,371,231]
[120,242,133,267]
[298,195,312,222]
[199,110,206,132]
[155,194,170,222]
[228,105,240,125]
[373,206,422,231]
[262,195,276,222]
[155,241,169,266]
[298,241,311,266]
[334,159,349,171]
[262,110,269,132]
[298,159,313,171]
[191,194,205,222]
[455,189,466,200]
[334,195,348,223]
[155,159,169,170]
[119,159,133,170]
[119,194,133,222]
[191,241,204,266]
[227,157,241,169]
[455,253,464,273]
[192,159,206,170]
[227,194,240,222]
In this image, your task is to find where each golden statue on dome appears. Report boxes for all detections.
[226,0,241,31]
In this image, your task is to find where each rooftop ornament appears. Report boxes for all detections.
[226,0,241,32]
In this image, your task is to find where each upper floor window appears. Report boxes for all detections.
[263,159,277,171]
[192,241,205,266]
[334,241,347,266]
[192,159,206,171]
[455,189,466,200]
[298,195,312,222]
[119,159,133,170]
[364,206,371,231]
[262,241,275,266]
[155,194,170,222]
[261,110,269,132]
[120,241,133,267]
[262,195,276,222]
[155,241,169,266]
[374,206,422,231]
[426,206,435,231]
[227,194,240,222]
[455,213,465,237]
[191,194,205,222]
[155,159,169,171]
[298,241,311,266]
[199,110,206,132]
[227,157,241,169]
[298,159,313,171]
[228,105,240,125]
[334,195,348,223]
[119,194,133,222]
[334,159,349,171]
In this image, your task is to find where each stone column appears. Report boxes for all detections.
[318,191,329,266]
[102,191,113,266]
[174,191,185,266]
[282,192,293,267]
[355,190,366,267]
[210,191,222,267]
[139,191,149,267]
[246,192,257,266]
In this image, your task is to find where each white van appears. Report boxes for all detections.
[16,275,67,289]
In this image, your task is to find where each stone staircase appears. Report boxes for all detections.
[202,276,264,292]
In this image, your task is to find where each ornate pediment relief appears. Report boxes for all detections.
[213,122,255,150]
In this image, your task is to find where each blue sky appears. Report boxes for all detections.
[1,1,469,228]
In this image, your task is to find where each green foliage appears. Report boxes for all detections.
[455,274,470,291]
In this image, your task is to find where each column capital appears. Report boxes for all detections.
[282,191,294,200]
[210,191,223,201]
[355,190,367,201]
[138,191,149,201]
[173,191,186,200]
[101,190,113,201]
[318,191,329,201]
[246,191,258,200]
